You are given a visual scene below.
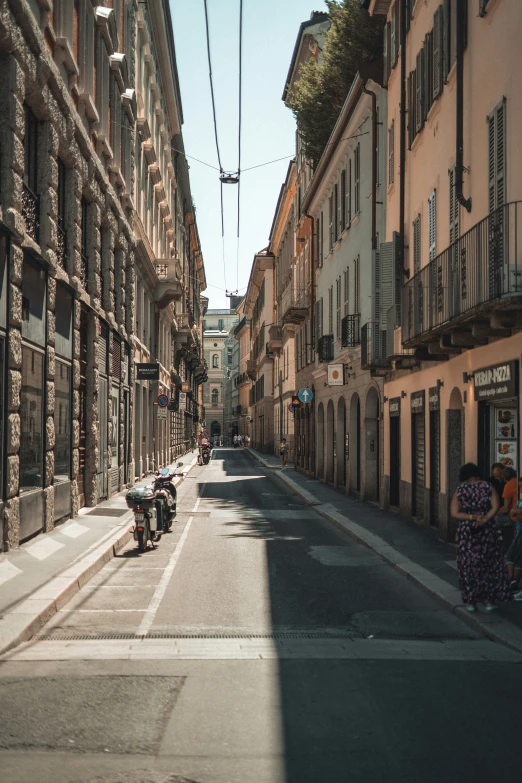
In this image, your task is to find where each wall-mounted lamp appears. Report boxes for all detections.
[436,379,444,389]
[383,396,388,403]
[401,390,407,398]
[462,371,473,384]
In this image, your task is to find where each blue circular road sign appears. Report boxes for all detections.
[157,394,169,408]
[298,387,313,404]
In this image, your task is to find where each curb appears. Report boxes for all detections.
[248,448,522,653]
[0,454,199,657]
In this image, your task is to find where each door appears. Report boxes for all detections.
[429,410,440,527]
[412,412,426,520]
[78,310,87,507]
[97,377,108,500]
[390,416,400,507]
[124,389,130,485]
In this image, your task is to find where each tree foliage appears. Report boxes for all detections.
[287,0,384,165]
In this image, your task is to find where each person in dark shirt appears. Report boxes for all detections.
[489,462,506,498]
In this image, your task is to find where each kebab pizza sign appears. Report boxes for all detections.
[473,361,518,401]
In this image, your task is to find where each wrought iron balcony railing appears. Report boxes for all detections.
[318,334,334,363]
[402,202,522,345]
[22,183,40,244]
[280,284,310,323]
[56,219,67,269]
[341,313,360,347]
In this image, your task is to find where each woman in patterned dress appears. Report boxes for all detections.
[450,462,511,612]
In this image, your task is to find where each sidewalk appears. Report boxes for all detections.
[0,450,199,655]
[246,447,522,652]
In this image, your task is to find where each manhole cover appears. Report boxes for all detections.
[85,508,129,517]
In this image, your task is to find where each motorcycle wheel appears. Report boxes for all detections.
[137,528,146,553]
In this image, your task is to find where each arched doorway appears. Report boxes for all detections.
[326,400,335,483]
[317,403,324,480]
[447,387,464,541]
[350,393,361,492]
[336,396,346,488]
[365,386,380,502]
[210,421,221,440]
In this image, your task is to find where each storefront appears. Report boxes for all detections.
[411,390,426,521]
[476,360,519,479]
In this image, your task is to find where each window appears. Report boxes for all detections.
[227,348,233,365]
[320,212,324,265]
[388,120,395,186]
[328,286,333,334]
[340,170,346,231]
[336,276,341,340]
[413,214,422,274]
[54,360,71,481]
[375,107,380,188]
[218,318,224,330]
[212,389,219,404]
[23,105,38,194]
[20,346,45,491]
[328,194,334,250]
[343,268,350,316]
[346,160,352,226]
[415,48,425,135]
[316,216,322,268]
[354,256,360,314]
[433,5,443,100]
[354,145,361,214]
[428,191,437,261]
[212,354,219,368]
[488,98,506,213]
[80,196,88,283]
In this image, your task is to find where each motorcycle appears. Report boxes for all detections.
[198,444,211,465]
[126,462,184,552]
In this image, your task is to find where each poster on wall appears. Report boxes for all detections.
[496,408,517,439]
[496,440,517,470]
[494,406,517,471]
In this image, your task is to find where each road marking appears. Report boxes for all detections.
[137,516,194,636]
[61,522,89,539]
[58,608,147,613]
[25,538,65,561]
[0,560,23,586]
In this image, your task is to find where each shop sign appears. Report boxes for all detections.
[389,397,401,417]
[157,407,168,420]
[136,363,160,380]
[411,390,425,414]
[328,364,344,386]
[179,392,187,411]
[473,360,518,401]
[428,386,440,411]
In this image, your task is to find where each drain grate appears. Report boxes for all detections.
[85,507,129,517]
[36,630,363,642]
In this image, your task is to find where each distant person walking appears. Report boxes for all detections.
[450,463,511,612]
[279,438,288,470]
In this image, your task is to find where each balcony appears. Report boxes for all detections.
[267,325,283,352]
[280,284,310,324]
[154,259,183,309]
[361,322,388,374]
[22,183,40,244]
[402,202,522,348]
[341,314,360,348]
[247,359,257,380]
[318,334,334,363]
[56,219,67,269]
[235,372,249,387]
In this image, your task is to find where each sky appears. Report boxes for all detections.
[170,0,327,310]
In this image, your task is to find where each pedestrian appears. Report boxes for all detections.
[279,438,288,470]
[489,462,506,498]
[505,475,522,596]
[450,462,511,612]
[496,466,518,551]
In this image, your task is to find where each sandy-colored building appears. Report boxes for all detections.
[371,0,522,539]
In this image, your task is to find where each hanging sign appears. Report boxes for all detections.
[473,360,518,401]
[157,393,169,408]
[179,392,187,411]
[136,363,160,380]
[328,364,344,386]
[389,397,401,417]
[157,407,168,420]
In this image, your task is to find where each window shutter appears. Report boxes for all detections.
[449,166,460,243]
[424,32,433,118]
[380,241,394,320]
[433,5,443,98]
[443,0,451,80]
[328,286,333,334]
[354,145,360,214]
[383,21,390,85]
[344,268,350,316]
[328,195,333,249]
[354,255,360,314]
[488,99,506,212]
[391,7,396,69]
[428,191,437,261]
[340,169,346,229]
[372,247,381,328]
[347,160,352,225]
[320,211,324,266]
[413,215,421,274]
[392,231,402,318]
[415,49,425,134]
[388,120,395,186]
[316,217,321,269]
[112,336,121,380]
[334,183,339,242]
[405,0,411,33]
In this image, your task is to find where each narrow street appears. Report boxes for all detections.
[1,449,521,783]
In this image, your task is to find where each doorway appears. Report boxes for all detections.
[389,413,400,507]
[447,387,464,541]
[412,411,426,520]
[317,403,324,480]
[336,396,346,488]
[97,376,108,500]
[326,400,334,483]
[429,408,441,527]
[350,393,361,492]
[78,309,87,507]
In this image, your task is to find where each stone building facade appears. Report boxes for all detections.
[202,308,239,443]
[0,0,205,550]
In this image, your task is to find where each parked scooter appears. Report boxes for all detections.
[126,462,184,552]
[198,442,211,465]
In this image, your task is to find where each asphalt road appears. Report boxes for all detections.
[1,448,522,783]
